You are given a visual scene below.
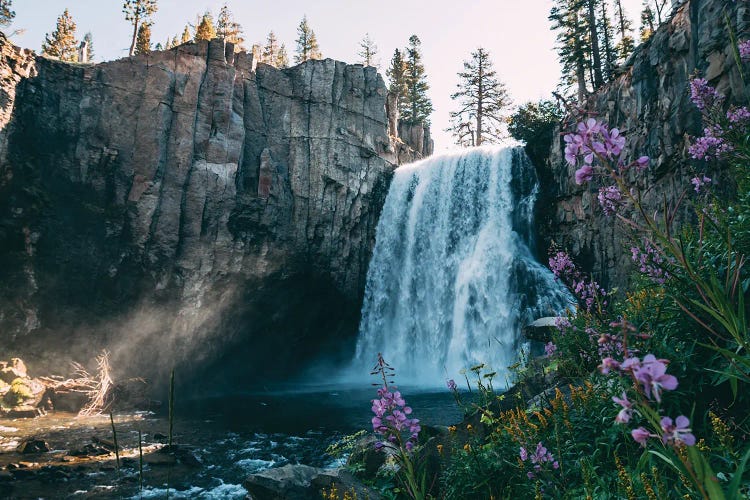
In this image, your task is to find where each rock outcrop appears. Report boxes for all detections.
[539,0,750,288]
[0,36,428,386]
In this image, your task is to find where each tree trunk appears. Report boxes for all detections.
[615,0,627,39]
[587,0,604,88]
[573,9,588,103]
[476,55,484,146]
[128,17,139,57]
[601,2,615,81]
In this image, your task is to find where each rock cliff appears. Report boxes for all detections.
[0,36,428,385]
[540,0,750,288]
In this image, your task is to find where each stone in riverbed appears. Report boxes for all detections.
[16,438,49,454]
[244,464,380,500]
[0,359,28,384]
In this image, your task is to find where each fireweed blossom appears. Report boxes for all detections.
[598,185,623,216]
[549,250,607,312]
[691,175,712,194]
[739,40,750,62]
[630,242,671,285]
[371,386,421,452]
[544,342,558,357]
[520,442,559,479]
[689,78,724,111]
[661,416,696,446]
[612,392,633,423]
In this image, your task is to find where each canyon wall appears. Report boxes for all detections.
[540,0,750,289]
[0,36,427,385]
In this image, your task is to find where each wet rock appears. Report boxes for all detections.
[0,358,27,383]
[143,445,201,468]
[346,434,386,478]
[68,443,110,457]
[16,438,49,454]
[244,464,381,500]
[540,0,750,290]
[523,317,561,343]
[50,390,90,413]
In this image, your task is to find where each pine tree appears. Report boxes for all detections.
[358,33,378,67]
[0,0,15,27]
[448,47,510,146]
[180,26,191,44]
[598,0,616,80]
[647,0,668,25]
[640,5,655,41]
[217,4,244,49]
[83,32,94,61]
[386,49,408,103]
[261,30,280,65]
[195,12,217,42]
[294,15,322,64]
[585,0,604,89]
[155,42,163,51]
[549,0,589,102]
[277,44,289,68]
[135,22,151,54]
[613,0,635,60]
[123,0,158,57]
[401,35,433,126]
[41,9,79,62]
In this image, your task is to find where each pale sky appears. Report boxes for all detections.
[9,0,647,150]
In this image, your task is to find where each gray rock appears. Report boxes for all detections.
[244,464,380,500]
[539,0,750,290]
[0,35,429,384]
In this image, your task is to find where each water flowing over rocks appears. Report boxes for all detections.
[354,147,570,384]
[539,0,750,289]
[0,34,429,386]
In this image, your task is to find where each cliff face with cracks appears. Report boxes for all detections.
[539,0,750,289]
[0,36,429,386]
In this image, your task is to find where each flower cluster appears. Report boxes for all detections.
[630,242,671,284]
[549,250,607,312]
[689,78,724,111]
[631,416,695,447]
[601,354,678,402]
[597,185,623,216]
[739,40,750,62]
[371,386,421,452]
[520,442,559,479]
[564,118,626,183]
[544,342,557,357]
[689,125,733,160]
[690,175,712,194]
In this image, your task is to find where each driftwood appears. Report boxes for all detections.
[39,351,114,417]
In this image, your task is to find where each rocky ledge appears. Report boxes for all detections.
[0,35,429,387]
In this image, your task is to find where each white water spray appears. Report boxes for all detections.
[353,147,570,386]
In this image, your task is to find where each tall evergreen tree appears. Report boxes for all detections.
[123,0,158,57]
[277,44,289,68]
[194,12,217,42]
[294,15,322,63]
[386,49,408,103]
[83,32,94,61]
[613,0,635,60]
[42,9,78,62]
[448,47,510,147]
[155,42,163,51]
[401,35,433,126]
[358,33,378,68]
[0,0,14,27]
[135,22,151,55]
[550,0,589,102]
[647,0,668,25]
[217,4,244,49]
[181,25,191,44]
[585,0,604,88]
[261,31,280,65]
[598,1,616,80]
[640,4,655,41]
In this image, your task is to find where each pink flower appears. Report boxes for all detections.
[612,392,633,423]
[599,357,620,375]
[632,427,652,446]
[634,354,678,402]
[661,416,696,446]
[739,40,750,62]
[575,165,594,184]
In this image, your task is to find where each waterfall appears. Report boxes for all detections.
[353,147,571,386]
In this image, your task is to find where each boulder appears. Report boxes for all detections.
[244,464,380,500]
[16,438,49,454]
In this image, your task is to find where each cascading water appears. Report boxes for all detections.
[354,147,571,386]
